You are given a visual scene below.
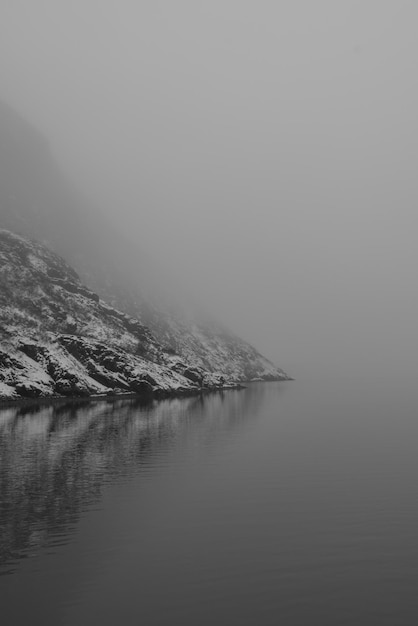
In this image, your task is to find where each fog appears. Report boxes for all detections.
[1,1,417,379]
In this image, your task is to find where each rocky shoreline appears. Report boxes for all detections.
[0,380,248,409]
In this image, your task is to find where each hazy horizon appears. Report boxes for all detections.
[1,1,417,379]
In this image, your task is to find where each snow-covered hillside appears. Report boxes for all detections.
[0,100,291,398]
[0,230,239,400]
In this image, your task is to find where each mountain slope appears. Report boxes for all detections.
[0,230,234,400]
[0,100,291,386]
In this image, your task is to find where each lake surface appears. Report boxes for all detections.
[1,377,418,625]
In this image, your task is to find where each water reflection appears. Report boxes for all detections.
[0,385,269,576]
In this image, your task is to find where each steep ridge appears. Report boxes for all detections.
[0,230,231,400]
[0,100,291,388]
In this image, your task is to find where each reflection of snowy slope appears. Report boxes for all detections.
[0,389,262,570]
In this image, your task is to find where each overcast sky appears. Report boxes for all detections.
[1,1,417,379]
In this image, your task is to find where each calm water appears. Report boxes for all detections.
[1,378,418,625]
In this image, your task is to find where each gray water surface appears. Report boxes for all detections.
[1,378,418,625]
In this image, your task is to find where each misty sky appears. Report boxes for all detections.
[1,1,418,379]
